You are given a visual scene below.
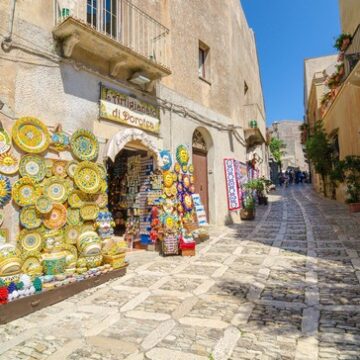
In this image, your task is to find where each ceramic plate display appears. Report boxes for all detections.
[19,154,46,182]
[52,160,67,178]
[68,190,84,208]
[12,117,50,153]
[174,163,181,173]
[35,195,53,214]
[19,229,43,252]
[45,158,53,177]
[0,174,11,206]
[20,206,42,229]
[0,128,11,154]
[12,177,40,206]
[80,204,99,221]
[74,161,102,194]
[0,208,4,226]
[70,129,99,161]
[0,151,19,175]
[66,160,78,178]
[43,203,67,229]
[66,208,81,226]
[43,177,68,203]
[94,193,108,208]
[64,225,80,244]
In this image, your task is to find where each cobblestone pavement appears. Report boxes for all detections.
[1,186,360,360]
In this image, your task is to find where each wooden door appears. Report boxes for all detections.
[193,151,209,220]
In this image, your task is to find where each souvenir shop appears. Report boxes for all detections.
[0,114,208,320]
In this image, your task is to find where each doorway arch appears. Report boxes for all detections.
[192,127,213,222]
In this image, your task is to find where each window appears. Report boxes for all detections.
[198,41,210,81]
[87,0,117,38]
[244,81,249,95]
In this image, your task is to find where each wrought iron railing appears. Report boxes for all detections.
[344,25,360,78]
[55,0,170,69]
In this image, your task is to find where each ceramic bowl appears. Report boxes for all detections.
[82,243,101,257]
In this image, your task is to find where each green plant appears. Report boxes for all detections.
[269,138,286,167]
[331,156,360,203]
[334,33,352,51]
[305,121,334,197]
[243,194,255,210]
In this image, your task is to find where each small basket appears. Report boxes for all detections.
[103,253,126,269]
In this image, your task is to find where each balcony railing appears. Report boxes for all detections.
[344,25,360,78]
[55,0,170,70]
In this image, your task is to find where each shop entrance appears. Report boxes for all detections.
[192,129,209,219]
[105,135,162,250]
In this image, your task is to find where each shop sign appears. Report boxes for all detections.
[99,85,160,134]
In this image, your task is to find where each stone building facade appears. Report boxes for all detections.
[270,120,307,172]
[0,0,267,235]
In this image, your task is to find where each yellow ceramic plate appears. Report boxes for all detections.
[68,190,85,208]
[66,160,78,178]
[20,206,42,229]
[74,161,102,194]
[12,177,41,207]
[35,195,53,214]
[19,154,46,182]
[52,160,67,178]
[80,204,99,221]
[19,229,43,252]
[70,129,99,161]
[43,203,67,229]
[12,117,50,153]
[0,151,19,175]
[43,177,68,203]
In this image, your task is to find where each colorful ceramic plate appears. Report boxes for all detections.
[66,160,78,178]
[80,204,99,221]
[68,190,84,208]
[0,151,19,175]
[35,195,53,214]
[64,225,80,244]
[164,187,174,198]
[74,161,102,194]
[19,229,43,252]
[12,117,50,153]
[20,206,42,229]
[12,177,40,206]
[43,177,68,203]
[21,253,42,275]
[19,154,46,182]
[0,174,11,206]
[66,208,81,226]
[43,203,67,229]
[45,158,53,178]
[70,129,99,161]
[52,160,67,178]
[0,129,11,154]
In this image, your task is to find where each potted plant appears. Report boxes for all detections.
[240,194,256,220]
[332,156,360,212]
[334,33,352,51]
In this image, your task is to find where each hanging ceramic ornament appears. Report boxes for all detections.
[160,150,173,171]
[50,124,70,152]
[12,117,50,153]
[174,163,181,173]
[0,127,11,154]
[188,164,194,174]
[176,145,190,166]
[183,193,194,212]
[163,171,174,188]
[0,151,19,175]
[70,129,99,161]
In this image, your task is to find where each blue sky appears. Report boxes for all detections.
[241,0,341,126]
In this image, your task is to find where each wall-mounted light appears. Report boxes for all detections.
[128,72,151,86]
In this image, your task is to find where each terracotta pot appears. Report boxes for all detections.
[349,202,360,213]
[240,208,255,220]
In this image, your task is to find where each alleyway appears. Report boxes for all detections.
[1,186,360,360]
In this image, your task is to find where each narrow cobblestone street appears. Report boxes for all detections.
[1,186,360,360]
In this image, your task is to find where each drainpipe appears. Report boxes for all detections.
[2,0,17,51]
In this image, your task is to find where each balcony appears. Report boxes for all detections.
[53,0,171,87]
[240,104,266,148]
